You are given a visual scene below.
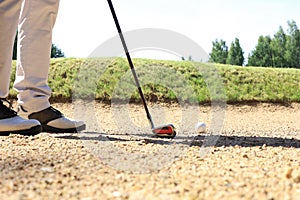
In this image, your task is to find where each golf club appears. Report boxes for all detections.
[107,0,176,138]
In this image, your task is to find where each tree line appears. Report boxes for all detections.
[209,20,300,69]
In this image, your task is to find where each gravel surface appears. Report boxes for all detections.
[0,102,299,200]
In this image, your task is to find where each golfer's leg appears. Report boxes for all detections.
[14,0,60,113]
[0,0,21,98]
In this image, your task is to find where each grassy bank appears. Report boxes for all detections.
[9,58,300,103]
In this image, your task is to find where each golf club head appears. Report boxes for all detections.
[152,124,176,138]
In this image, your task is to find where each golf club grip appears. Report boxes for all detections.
[107,0,155,129]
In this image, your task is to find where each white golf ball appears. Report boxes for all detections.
[195,122,206,133]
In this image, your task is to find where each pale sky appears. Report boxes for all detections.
[52,0,300,62]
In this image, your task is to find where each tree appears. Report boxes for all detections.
[13,33,18,60]
[226,38,244,66]
[284,20,300,68]
[209,39,228,64]
[51,44,65,58]
[248,35,273,67]
[13,32,65,60]
[270,26,287,68]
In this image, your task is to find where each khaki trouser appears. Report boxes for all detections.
[0,0,60,113]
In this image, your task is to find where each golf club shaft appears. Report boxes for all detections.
[107,0,155,129]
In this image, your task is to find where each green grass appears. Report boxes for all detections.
[9,58,300,104]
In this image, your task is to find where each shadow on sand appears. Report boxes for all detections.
[56,132,300,149]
